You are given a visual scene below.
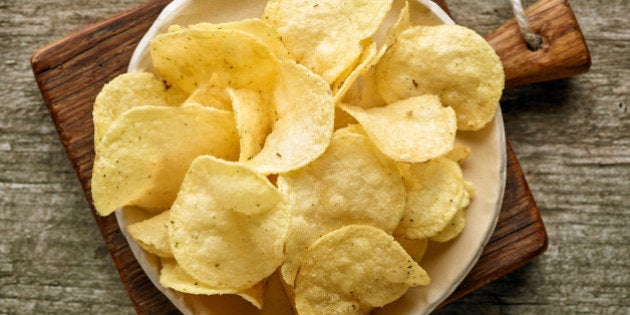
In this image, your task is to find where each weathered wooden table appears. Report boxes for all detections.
[1,0,628,314]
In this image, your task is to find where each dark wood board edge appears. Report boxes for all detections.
[30,0,548,313]
[439,141,549,307]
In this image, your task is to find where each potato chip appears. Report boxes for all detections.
[183,74,232,110]
[151,27,277,95]
[278,127,406,287]
[168,155,289,290]
[294,225,429,314]
[445,142,472,164]
[395,157,471,239]
[332,41,377,104]
[339,95,456,163]
[93,72,186,152]
[126,210,173,258]
[91,105,239,216]
[187,19,290,59]
[430,207,467,243]
[263,0,393,84]
[339,1,411,109]
[159,258,265,309]
[245,60,334,174]
[226,88,273,162]
[396,237,428,264]
[375,24,504,130]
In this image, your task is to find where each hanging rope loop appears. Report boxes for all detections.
[509,0,543,50]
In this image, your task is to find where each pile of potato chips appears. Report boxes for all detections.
[91,0,504,313]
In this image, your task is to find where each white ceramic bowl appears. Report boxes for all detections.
[117,0,507,313]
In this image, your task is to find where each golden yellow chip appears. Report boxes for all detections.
[445,142,472,164]
[278,127,406,286]
[188,18,290,59]
[395,157,471,239]
[294,225,429,314]
[375,24,504,130]
[396,237,428,264]
[91,105,240,216]
[126,210,172,258]
[93,72,186,152]
[226,88,273,162]
[332,41,377,104]
[245,60,334,174]
[339,1,411,109]
[263,0,393,84]
[159,258,265,309]
[339,95,456,163]
[430,207,467,243]
[182,74,232,110]
[151,27,277,95]
[168,155,289,290]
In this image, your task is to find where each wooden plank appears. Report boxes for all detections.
[30,0,547,313]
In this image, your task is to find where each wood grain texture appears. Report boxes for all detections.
[3,0,628,314]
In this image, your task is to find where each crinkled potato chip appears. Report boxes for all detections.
[430,207,467,243]
[375,24,504,130]
[159,258,265,309]
[278,127,406,286]
[339,95,456,163]
[396,237,428,264]
[226,88,273,162]
[294,225,429,314]
[93,72,186,152]
[245,60,334,174]
[395,157,471,239]
[127,210,173,258]
[188,19,290,59]
[263,0,393,84]
[168,155,289,290]
[151,27,278,95]
[91,105,239,215]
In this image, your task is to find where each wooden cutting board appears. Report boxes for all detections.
[31,0,548,313]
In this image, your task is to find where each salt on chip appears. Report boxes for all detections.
[126,210,173,258]
[168,155,289,290]
[278,127,406,286]
[245,60,334,174]
[263,0,393,84]
[91,105,239,216]
[375,24,504,130]
[294,225,429,314]
[226,88,273,162]
[188,19,290,59]
[93,72,186,152]
[151,27,278,95]
[339,95,456,163]
[159,258,265,309]
[395,157,471,239]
